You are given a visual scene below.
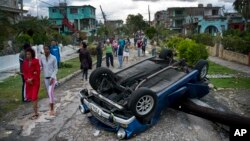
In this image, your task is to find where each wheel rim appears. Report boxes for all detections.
[200,65,207,79]
[136,95,154,116]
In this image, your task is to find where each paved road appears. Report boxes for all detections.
[209,56,250,75]
[1,47,249,141]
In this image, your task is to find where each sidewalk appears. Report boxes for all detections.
[209,56,250,74]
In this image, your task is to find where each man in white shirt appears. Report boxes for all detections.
[40,45,58,116]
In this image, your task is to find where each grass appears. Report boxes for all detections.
[210,78,250,89]
[208,61,238,75]
[0,57,82,118]
[208,61,250,89]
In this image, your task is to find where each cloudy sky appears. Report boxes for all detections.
[23,0,236,21]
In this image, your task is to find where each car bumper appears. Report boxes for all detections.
[78,91,136,126]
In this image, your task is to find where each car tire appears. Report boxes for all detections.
[159,48,173,61]
[194,60,209,81]
[89,67,115,90]
[128,87,157,123]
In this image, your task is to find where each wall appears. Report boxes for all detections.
[199,18,228,33]
[0,45,77,73]
[207,45,249,65]
[222,49,249,65]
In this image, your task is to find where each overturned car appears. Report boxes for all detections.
[79,50,210,139]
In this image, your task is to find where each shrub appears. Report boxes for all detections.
[191,33,214,46]
[166,36,183,50]
[177,39,208,65]
[222,35,250,55]
[16,34,33,45]
[59,62,73,68]
[88,43,97,56]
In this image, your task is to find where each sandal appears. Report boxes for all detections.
[29,114,39,120]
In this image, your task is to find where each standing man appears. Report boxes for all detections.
[40,45,58,116]
[104,39,114,68]
[117,38,125,68]
[50,41,61,67]
[96,41,103,68]
[19,43,31,102]
[137,38,143,57]
[142,36,147,56]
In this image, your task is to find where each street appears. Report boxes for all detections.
[1,46,249,141]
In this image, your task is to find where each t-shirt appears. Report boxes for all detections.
[117,45,124,56]
[105,44,113,54]
[50,45,61,63]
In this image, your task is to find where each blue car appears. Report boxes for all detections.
[79,51,209,139]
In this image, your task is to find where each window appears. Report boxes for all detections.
[175,20,183,26]
[52,8,57,13]
[212,10,218,16]
[82,9,85,13]
[175,10,183,15]
[70,8,78,14]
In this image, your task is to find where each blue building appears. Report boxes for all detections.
[157,4,228,36]
[48,2,96,35]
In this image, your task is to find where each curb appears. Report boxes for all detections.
[56,56,105,88]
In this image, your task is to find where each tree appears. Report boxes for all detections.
[126,14,148,34]
[233,0,250,29]
[145,27,157,39]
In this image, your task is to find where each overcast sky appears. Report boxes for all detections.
[23,0,236,21]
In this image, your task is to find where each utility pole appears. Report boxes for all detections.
[148,5,151,26]
[100,5,107,25]
[36,0,38,17]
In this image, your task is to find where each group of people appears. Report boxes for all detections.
[96,37,131,69]
[19,41,61,120]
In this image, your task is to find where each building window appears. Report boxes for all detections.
[175,10,183,16]
[52,8,57,13]
[175,20,183,26]
[212,10,218,16]
[82,9,85,13]
[70,8,78,14]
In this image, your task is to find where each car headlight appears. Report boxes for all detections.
[117,128,126,139]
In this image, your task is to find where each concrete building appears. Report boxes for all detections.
[154,10,170,28]
[48,3,96,35]
[154,4,228,36]
[225,12,245,31]
[0,0,27,22]
[106,20,123,29]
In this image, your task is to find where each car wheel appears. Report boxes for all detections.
[89,67,115,91]
[128,87,157,123]
[159,48,173,61]
[194,60,209,81]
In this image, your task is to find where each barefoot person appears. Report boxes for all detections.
[40,45,58,116]
[22,48,40,119]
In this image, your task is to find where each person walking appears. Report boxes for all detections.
[19,43,31,102]
[112,40,118,57]
[104,39,114,68]
[137,38,143,57]
[142,36,147,56]
[40,45,58,116]
[22,48,40,120]
[79,42,92,81]
[123,42,130,64]
[96,41,103,68]
[117,38,125,68]
[50,41,61,67]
